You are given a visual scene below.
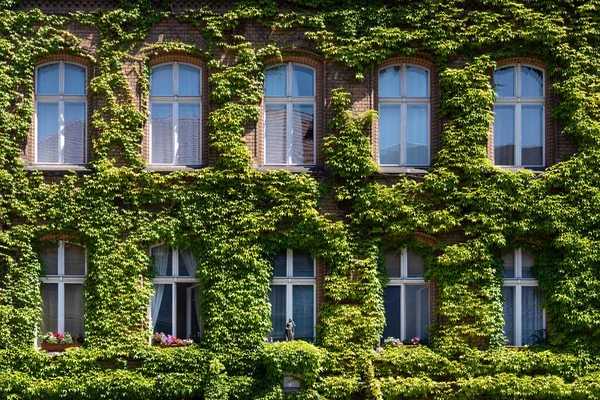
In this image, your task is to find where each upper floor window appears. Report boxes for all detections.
[502,249,545,345]
[35,62,87,164]
[378,64,430,166]
[150,63,202,165]
[150,245,201,339]
[264,63,315,166]
[269,249,316,341]
[494,64,545,167]
[39,241,86,337]
[383,248,430,342]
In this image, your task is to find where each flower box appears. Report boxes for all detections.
[40,342,83,352]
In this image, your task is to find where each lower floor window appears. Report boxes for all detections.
[270,284,315,341]
[41,283,84,336]
[383,284,430,342]
[151,282,201,338]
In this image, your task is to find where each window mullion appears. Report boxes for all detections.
[58,282,65,334]
[173,102,179,165]
[172,282,177,337]
[515,284,522,346]
[58,101,65,164]
[287,282,293,326]
[515,103,521,166]
[401,104,407,166]
[400,284,406,341]
[287,102,293,165]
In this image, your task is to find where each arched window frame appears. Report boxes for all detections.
[149,244,201,339]
[264,62,317,166]
[149,62,202,166]
[493,63,546,167]
[35,61,88,164]
[39,240,86,336]
[378,63,431,167]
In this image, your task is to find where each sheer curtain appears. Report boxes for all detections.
[151,246,170,330]
[179,248,197,277]
[522,286,543,344]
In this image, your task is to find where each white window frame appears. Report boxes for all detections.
[271,248,317,341]
[386,248,430,341]
[35,61,88,164]
[378,63,430,167]
[494,63,545,167]
[264,62,316,166]
[149,244,200,339]
[149,62,202,166]
[39,240,86,334]
[502,248,546,346]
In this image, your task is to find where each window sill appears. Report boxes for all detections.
[256,165,323,174]
[27,164,92,173]
[144,165,202,172]
[377,166,429,175]
[495,166,545,174]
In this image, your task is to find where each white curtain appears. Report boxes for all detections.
[179,248,197,277]
[151,246,170,330]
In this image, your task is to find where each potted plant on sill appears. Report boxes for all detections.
[39,332,84,352]
[152,332,192,348]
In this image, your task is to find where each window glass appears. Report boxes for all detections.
[64,284,84,336]
[379,67,401,98]
[502,251,515,278]
[406,67,428,97]
[494,66,515,98]
[152,284,173,335]
[63,102,86,164]
[151,245,173,276]
[265,65,286,97]
[151,65,174,96]
[178,65,201,97]
[522,286,543,345]
[494,105,515,165]
[520,66,543,98]
[178,248,197,277]
[64,243,85,275]
[407,249,425,278]
[177,103,201,165]
[385,251,401,278]
[383,286,401,339]
[151,103,174,164]
[291,104,314,165]
[37,102,59,163]
[37,63,59,95]
[406,104,429,165]
[293,285,314,340]
[273,250,287,277]
[502,286,515,345]
[521,251,535,279]
[41,283,58,332]
[270,285,286,339]
[405,284,429,340]
[64,64,86,95]
[265,104,287,164]
[379,105,401,164]
[521,105,543,166]
[292,65,314,97]
[40,245,58,275]
[293,250,313,277]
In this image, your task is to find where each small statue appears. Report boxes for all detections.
[285,318,296,341]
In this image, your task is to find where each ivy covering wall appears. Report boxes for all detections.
[0,0,600,398]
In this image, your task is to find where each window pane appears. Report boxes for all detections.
[292,65,314,97]
[383,286,401,339]
[64,243,85,275]
[64,284,84,336]
[177,103,201,165]
[293,285,314,340]
[521,105,543,166]
[521,66,543,98]
[37,63,59,95]
[269,285,286,340]
[151,65,173,96]
[293,251,313,277]
[407,249,425,278]
[522,286,544,345]
[522,251,535,279]
[265,104,287,164]
[37,102,59,163]
[502,286,515,345]
[41,283,58,333]
[153,284,173,335]
[40,245,58,275]
[406,104,429,165]
[494,105,515,165]
[405,284,429,341]
[64,64,86,95]
[178,248,197,277]
[190,285,202,337]
[379,104,401,164]
[291,104,314,165]
[151,245,173,277]
[64,102,86,164]
[494,67,515,98]
[178,65,201,96]
[502,251,515,278]
[265,66,286,96]
[273,250,287,277]
[379,67,401,98]
[406,67,428,97]
[385,251,401,278]
[151,103,174,164]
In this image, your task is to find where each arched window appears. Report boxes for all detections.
[502,249,545,345]
[264,63,315,166]
[149,244,201,339]
[269,249,316,341]
[494,64,545,167]
[39,241,86,337]
[378,64,430,166]
[383,248,430,342]
[35,62,87,164]
[150,63,202,165]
